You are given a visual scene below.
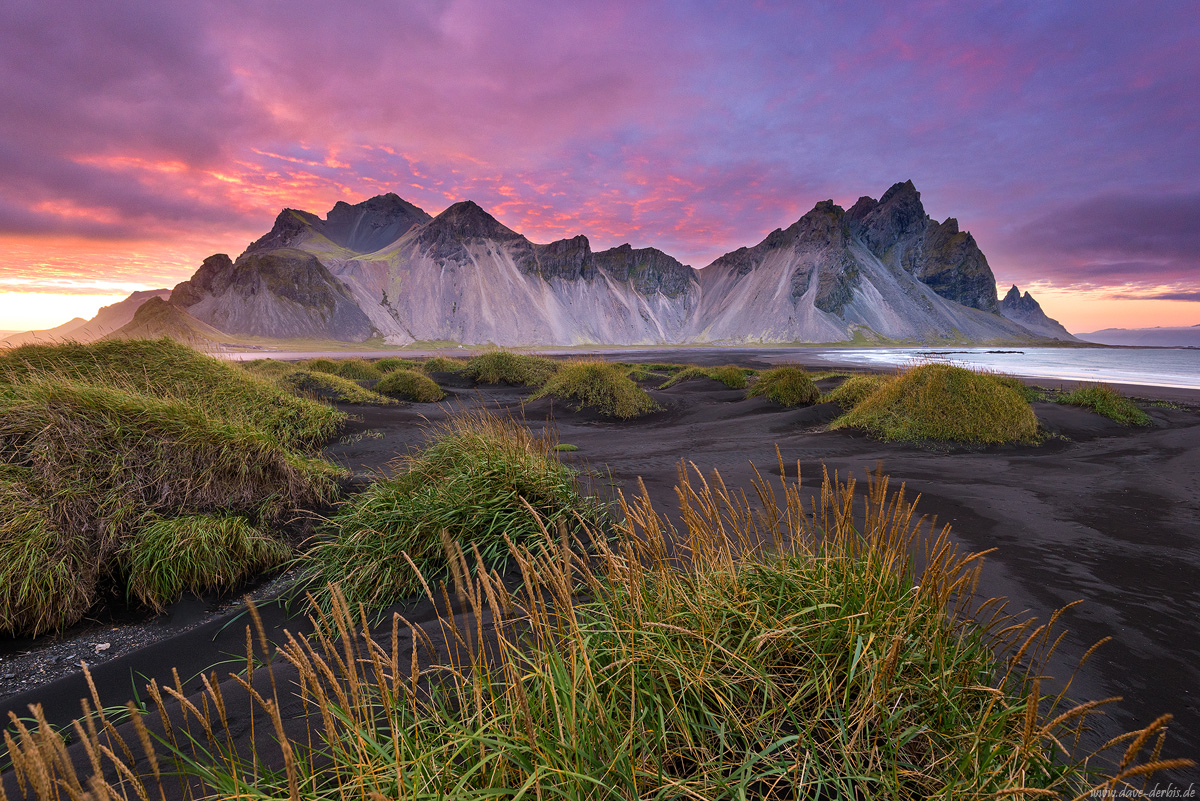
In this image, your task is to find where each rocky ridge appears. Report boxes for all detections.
[6,183,1074,348]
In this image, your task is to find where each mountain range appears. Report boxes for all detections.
[1078,325,1200,347]
[3,181,1075,348]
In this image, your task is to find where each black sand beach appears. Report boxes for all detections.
[3,349,1198,787]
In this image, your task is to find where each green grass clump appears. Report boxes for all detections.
[333,358,383,381]
[279,369,397,405]
[0,378,341,526]
[313,411,602,607]
[463,350,560,386]
[1060,384,1151,426]
[825,373,892,410]
[0,340,346,634]
[373,357,423,373]
[238,358,297,378]
[0,469,94,636]
[658,363,751,390]
[657,365,707,388]
[374,369,445,402]
[530,360,659,418]
[299,357,340,374]
[421,355,468,373]
[832,363,1039,444]
[621,362,686,382]
[0,339,344,450]
[746,365,820,406]
[708,364,751,388]
[123,515,290,612]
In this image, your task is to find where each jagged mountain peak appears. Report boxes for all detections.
[413,200,527,262]
[593,243,695,297]
[879,178,919,204]
[245,209,318,254]
[851,179,929,247]
[782,199,849,244]
[1000,284,1043,314]
[244,193,431,256]
[428,200,521,238]
[321,193,431,252]
[999,284,1076,341]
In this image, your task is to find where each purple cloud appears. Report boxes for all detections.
[0,0,1197,315]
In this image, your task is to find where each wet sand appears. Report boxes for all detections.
[3,351,1198,787]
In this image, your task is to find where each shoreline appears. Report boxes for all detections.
[214,344,1200,399]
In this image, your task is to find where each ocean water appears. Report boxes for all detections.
[811,346,1200,390]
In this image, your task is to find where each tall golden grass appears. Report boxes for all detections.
[3,457,1188,799]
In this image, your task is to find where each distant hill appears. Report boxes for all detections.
[104,296,233,345]
[0,290,172,347]
[1078,325,1200,347]
[163,181,1074,347]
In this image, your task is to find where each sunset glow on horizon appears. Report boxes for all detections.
[2,1,1197,335]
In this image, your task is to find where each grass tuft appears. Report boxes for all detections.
[278,369,397,405]
[0,469,94,636]
[1060,384,1152,426]
[463,350,560,386]
[708,363,751,388]
[374,369,445,402]
[531,360,660,418]
[825,373,892,410]
[421,355,468,373]
[123,515,290,612]
[373,357,423,373]
[298,357,340,374]
[746,365,820,406]
[659,364,752,390]
[832,363,1039,444]
[333,358,383,381]
[312,410,603,607]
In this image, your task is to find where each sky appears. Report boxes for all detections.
[1,1,1197,334]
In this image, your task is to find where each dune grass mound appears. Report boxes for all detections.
[746,365,820,406]
[463,350,560,386]
[123,515,291,612]
[238,358,297,378]
[332,357,383,381]
[623,362,687,381]
[45,464,1190,799]
[421,355,468,373]
[659,363,751,390]
[374,368,445,402]
[278,369,397,405]
[313,411,602,608]
[0,340,346,635]
[832,363,1039,444]
[0,339,343,449]
[531,360,660,418]
[708,363,751,388]
[656,365,707,388]
[825,373,892,410]
[298,357,340,374]
[1061,384,1151,426]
